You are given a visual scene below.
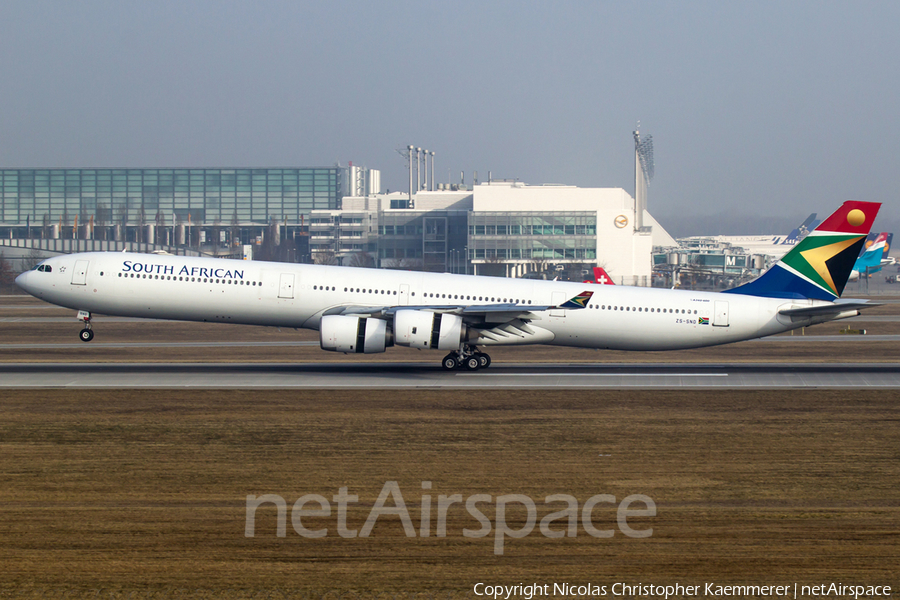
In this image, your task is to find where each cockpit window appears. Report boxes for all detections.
[36,264,52,273]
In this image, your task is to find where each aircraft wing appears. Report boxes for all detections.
[336,291,592,325]
[342,303,548,322]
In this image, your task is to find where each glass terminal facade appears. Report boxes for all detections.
[0,168,343,233]
[467,212,597,261]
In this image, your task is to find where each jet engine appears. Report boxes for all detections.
[319,315,390,353]
[394,310,465,350]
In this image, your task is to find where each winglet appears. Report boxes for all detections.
[559,291,594,309]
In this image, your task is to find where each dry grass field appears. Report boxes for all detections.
[1,295,898,598]
[0,389,897,598]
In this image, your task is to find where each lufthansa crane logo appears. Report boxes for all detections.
[614,215,629,229]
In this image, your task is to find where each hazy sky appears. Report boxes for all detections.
[1,1,897,235]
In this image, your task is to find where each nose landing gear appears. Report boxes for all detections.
[441,345,492,371]
[77,310,94,342]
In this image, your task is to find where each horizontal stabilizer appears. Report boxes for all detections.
[778,300,881,317]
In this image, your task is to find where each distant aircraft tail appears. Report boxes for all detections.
[583,267,615,285]
[780,213,819,245]
[725,201,881,300]
[850,232,891,279]
[883,233,895,266]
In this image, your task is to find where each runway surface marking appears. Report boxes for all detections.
[0,363,898,389]
[458,372,729,377]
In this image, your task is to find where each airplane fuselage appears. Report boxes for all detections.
[15,252,826,353]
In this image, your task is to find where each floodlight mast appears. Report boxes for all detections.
[406,146,414,204]
[398,145,438,206]
[633,127,654,232]
[416,148,422,195]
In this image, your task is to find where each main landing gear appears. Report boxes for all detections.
[77,310,94,342]
[441,345,492,371]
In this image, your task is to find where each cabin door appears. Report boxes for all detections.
[278,273,295,299]
[713,301,730,327]
[71,260,89,286]
[550,291,566,317]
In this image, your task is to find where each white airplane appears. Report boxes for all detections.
[15,201,881,371]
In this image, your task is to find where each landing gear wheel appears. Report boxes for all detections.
[441,354,459,371]
[464,356,481,371]
[476,353,491,369]
[79,328,94,342]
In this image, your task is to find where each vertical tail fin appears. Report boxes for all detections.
[584,267,614,285]
[725,201,881,300]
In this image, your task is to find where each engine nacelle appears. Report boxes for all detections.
[319,315,389,354]
[394,310,464,350]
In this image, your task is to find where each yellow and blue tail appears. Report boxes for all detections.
[725,201,881,300]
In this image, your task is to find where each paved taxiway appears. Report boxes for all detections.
[1,362,899,388]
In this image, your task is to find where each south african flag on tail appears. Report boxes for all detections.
[725,201,881,300]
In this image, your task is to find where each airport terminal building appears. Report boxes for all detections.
[0,166,380,247]
[311,181,676,285]
[0,166,674,284]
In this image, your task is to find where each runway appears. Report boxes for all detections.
[2,335,900,350]
[1,362,899,388]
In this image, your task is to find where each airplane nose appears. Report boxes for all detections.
[15,271,31,292]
